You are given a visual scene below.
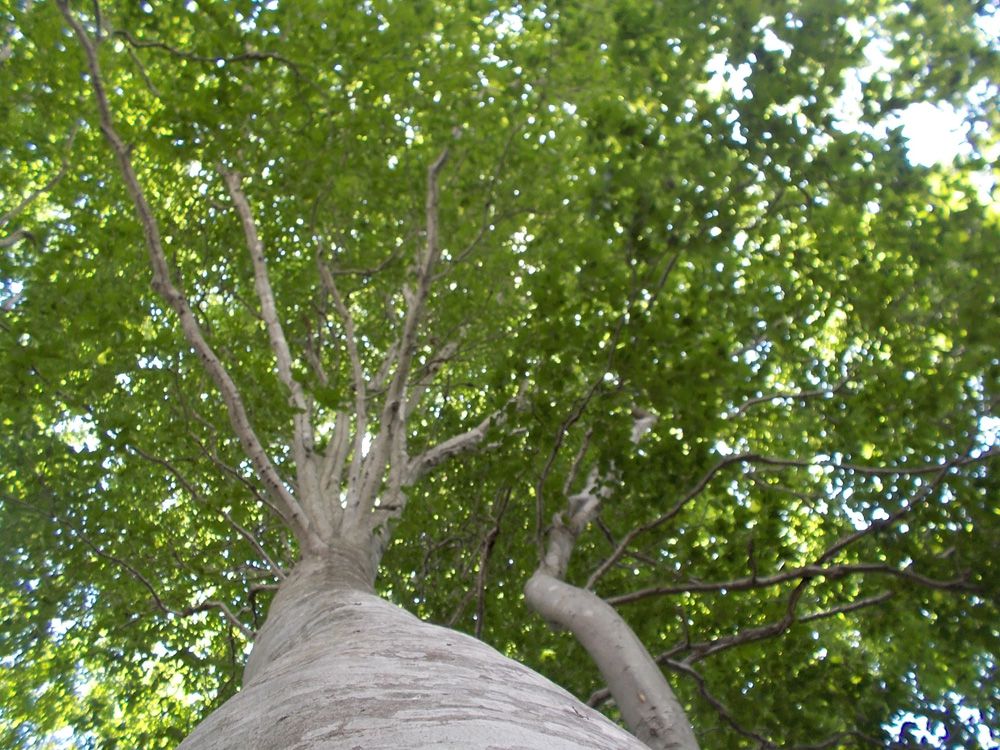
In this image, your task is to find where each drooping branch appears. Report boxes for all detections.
[59,1,322,552]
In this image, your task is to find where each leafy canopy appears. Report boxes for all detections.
[1,1,998,748]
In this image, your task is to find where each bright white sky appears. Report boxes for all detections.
[895,102,972,167]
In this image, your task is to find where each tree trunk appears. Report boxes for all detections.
[179,548,647,749]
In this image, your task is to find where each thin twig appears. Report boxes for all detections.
[113,28,301,76]
[607,562,975,606]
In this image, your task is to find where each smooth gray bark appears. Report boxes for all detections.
[179,552,647,749]
[525,571,700,750]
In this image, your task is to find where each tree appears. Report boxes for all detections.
[2,0,998,747]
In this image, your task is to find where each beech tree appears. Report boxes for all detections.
[2,1,998,748]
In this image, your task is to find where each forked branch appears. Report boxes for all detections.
[345,145,451,529]
[526,413,699,750]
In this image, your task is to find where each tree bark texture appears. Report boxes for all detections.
[525,571,700,750]
[179,553,647,749]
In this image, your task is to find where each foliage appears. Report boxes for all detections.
[2,1,998,748]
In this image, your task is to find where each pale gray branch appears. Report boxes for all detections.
[527,410,698,750]
[346,145,451,531]
[525,573,699,750]
[406,409,498,483]
[320,410,352,493]
[59,1,322,552]
[316,256,369,504]
[221,170,308,417]
[222,169,329,534]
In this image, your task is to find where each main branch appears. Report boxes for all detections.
[59,2,322,552]
[223,170,334,539]
[343,145,451,536]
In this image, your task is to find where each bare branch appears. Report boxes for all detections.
[112,28,301,76]
[607,562,973,606]
[222,170,309,417]
[184,425,288,525]
[316,255,369,499]
[0,228,35,249]
[814,464,953,566]
[1,122,79,238]
[346,145,451,528]
[727,378,849,419]
[321,246,404,278]
[527,408,698,750]
[525,571,699,750]
[746,448,997,478]
[681,588,893,667]
[222,170,331,533]
[122,41,162,98]
[2,287,24,312]
[320,410,352,493]
[587,447,996,589]
[59,2,322,552]
[405,409,499,482]
[24,362,290,580]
